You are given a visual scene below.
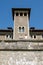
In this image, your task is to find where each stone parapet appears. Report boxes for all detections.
[0,40,43,50]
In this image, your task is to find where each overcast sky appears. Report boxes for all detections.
[0,0,43,29]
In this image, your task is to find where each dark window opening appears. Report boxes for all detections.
[16,13,19,16]
[22,27,24,32]
[10,35,11,38]
[6,35,8,37]
[19,27,21,32]
[19,27,24,32]
[24,13,27,16]
[34,35,36,38]
[20,13,23,16]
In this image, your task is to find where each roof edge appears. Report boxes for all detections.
[12,8,31,20]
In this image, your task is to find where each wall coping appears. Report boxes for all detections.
[0,39,43,42]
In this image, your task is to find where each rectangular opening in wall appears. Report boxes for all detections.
[16,13,19,16]
[20,13,23,16]
[34,35,36,38]
[24,13,27,16]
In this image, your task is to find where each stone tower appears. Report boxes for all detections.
[12,8,31,40]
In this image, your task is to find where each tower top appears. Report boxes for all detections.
[12,8,31,20]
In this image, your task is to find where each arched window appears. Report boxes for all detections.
[19,27,21,32]
[6,35,12,39]
[21,27,24,32]
[19,27,24,32]
[34,35,36,38]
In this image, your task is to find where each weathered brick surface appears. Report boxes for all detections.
[0,51,43,65]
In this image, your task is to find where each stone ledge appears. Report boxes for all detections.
[0,40,43,50]
[1,39,43,42]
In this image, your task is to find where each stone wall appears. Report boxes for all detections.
[0,40,43,65]
[0,40,43,50]
[0,51,43,65]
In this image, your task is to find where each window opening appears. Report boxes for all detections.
[21,27,24,32]
[16,13,19,16]
[24,13,27,16]
[34,35,36,38]
[19,27,24,32]
[19,27,21,32]
[20,13,23,16]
